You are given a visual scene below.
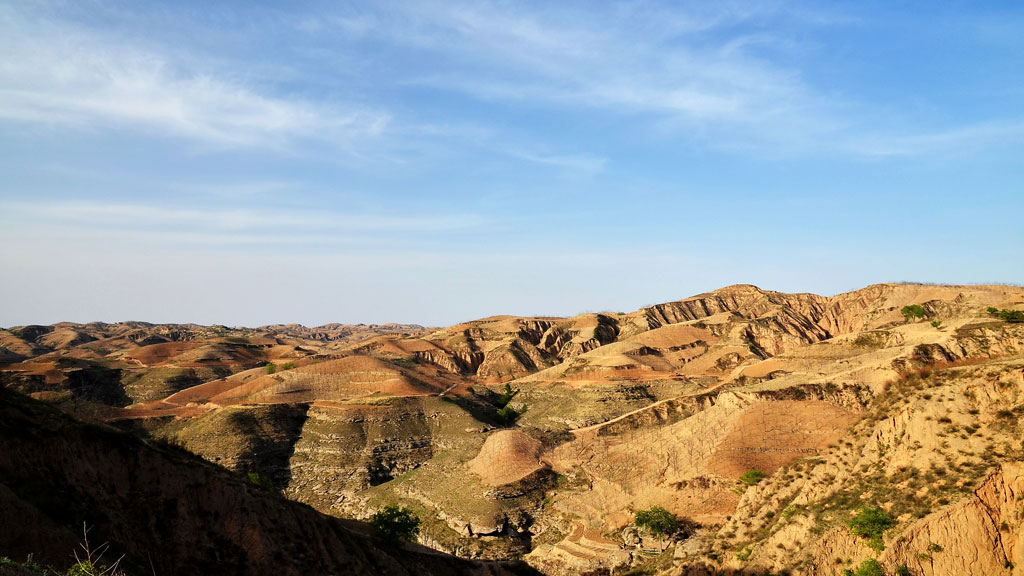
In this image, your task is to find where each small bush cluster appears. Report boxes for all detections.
[739,469,766,486]
[988,307,1024,323]
[844,558,884,576]
[265,361,298,374]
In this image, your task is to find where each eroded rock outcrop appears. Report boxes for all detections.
[883,462,1023,576]
[0,389,530,576]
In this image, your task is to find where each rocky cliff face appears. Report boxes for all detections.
[285,399,437,512]
[0,388,531,576]
[644,285,829,330]
[883,462,1023,576]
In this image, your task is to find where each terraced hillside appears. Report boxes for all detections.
[2,283,1023,575]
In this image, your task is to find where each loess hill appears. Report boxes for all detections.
[1,283,1023,576]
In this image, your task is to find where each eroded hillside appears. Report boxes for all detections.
[2,283,1022,575]
[0,388,531,576]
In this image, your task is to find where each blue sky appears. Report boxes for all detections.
[1,1,1022,327]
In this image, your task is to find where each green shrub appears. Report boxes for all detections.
[848,506,894,550]
[498,383,518,407]
[247,471,274,490]
[496,403,527,425]
[930,320,942,329]
[986,307,1024,322]
[265,363,277,374]
[280,362,297,370]
[739,469,766,486]
[895,565,912,576]
[634,505,678,537]
[850,559,884,576]
[901,305,927,322]
[492,384,526,425]
[68,561,107,576]
[370,505,420,543]
[998,309,1024,323]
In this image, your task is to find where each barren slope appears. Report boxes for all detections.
[3,283,1023,575]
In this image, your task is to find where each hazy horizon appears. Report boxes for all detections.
[2,1,1022,327]
[5,281,1024,330]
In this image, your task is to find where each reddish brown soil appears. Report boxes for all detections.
[708,400,859,478]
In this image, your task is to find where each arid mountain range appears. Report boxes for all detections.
[2,283,1023,576]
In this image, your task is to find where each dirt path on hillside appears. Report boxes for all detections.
[570,380,731,438]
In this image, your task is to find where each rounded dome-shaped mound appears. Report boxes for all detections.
[468,430,547,486]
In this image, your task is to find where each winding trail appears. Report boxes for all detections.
[570,380,732,438]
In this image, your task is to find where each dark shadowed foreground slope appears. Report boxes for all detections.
[0,388,534,576]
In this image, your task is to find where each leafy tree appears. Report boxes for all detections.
[370,504,420,543]
[739,469,766,485]
[634,505,677,537]
[492,383,526,425]
[848,506,894,551]
[900,305,927,322]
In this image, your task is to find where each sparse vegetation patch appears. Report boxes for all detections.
[847,506,894,551]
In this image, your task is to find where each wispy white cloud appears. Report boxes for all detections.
[847,119,1024,157]
[508,151,607,175]
[308,1,1024,158]
[351,2,831,138]
[0,5,389,150]
[3,1,1022,165]
[0,200,485,247]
